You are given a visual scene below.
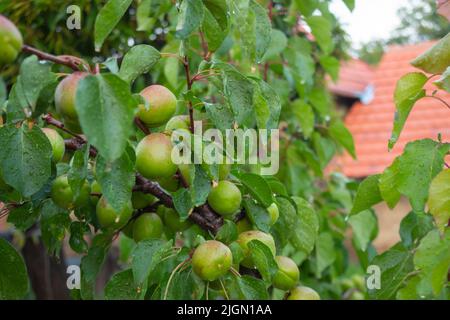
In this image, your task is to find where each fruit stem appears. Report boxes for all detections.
[182,55,195,134]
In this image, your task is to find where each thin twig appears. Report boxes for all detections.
[22,45,89,71]
[134,117,150,135]
[424,95,450,110]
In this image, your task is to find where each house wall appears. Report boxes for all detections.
[372,197,411,252]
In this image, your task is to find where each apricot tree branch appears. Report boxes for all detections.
[22,45,89,71]
[182,56,195,133]
[134,117,150,135]
[42,114,85,142]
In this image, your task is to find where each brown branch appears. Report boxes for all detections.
[42,114,85,142]
[424,95,450,110]
[134,117,150,135]
[22,45,89,71]
[64,138,97,157]
[183,56,195,133]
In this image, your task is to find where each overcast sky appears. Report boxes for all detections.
[330,0,410,47]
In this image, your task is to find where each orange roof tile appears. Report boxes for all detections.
[334,41,450,178]
[329,59,375,98]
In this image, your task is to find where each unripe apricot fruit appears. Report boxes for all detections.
[0,15,23,65]
[236,230,276,268]
[136,133,177,179]
[42,128,65,163]
[137,85,177,127]
[54,72,88,133]
[132,213,163,242]
[272,256,299,290]
[163,208,191,232]
[207,180,242,216]
[192,240,232,281]
[165,115,190,132]
[96,196,132,230]
[51,175,90,209]
[131,191,155,209]
[267,203,279,225]
[287,286,320,300]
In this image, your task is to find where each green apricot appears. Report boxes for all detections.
[287,286,321,300]
[122,220,135,238]
[236,230,276,268]
[163,208,191,232]
[156,175,180,192]
[236,218,252,234]
[137,85,177,127]
[42,128,65,163]
[132,213,163,242]
[192,240,233,281]
[165,115,190,132]
[267,203,279,225]
[54,72,88,133]
[131,192,155,209]
[349,291,365,300]
[207,180,242,216]
[136,133,177,179]
[0,15,23,65]
[272,256,299,290]
[90,181,102,205]
[96,196,132,230]
[218,164,231,180]
[51,175,91,209]
[351,275,366,291]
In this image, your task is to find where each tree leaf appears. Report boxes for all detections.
[395,139,450,212]
[76,73,136,161]
[242,198,271,233]
[414,229,450,296]
[348,210,378,251]
[96,148,135,212]
[319,55,340,82]
[234,275,269,300]
[69,221,89,254]
[427,169,450,231]
[292,100,314,139]
[239,172,274,208]
[248,240,278,283]
[94,0,133,51]
[40,200,71,256]
[368,243,414,299]
[165,267,205,300]
[204,103,234,131]
[216,220,238,244]
[399,211,434,249]
[0,238,29,299]
[249,0,271,62]
[119,45,161,84]
[342,0,355,11]
[434,66,450,92]
[411,33,450,74]
[7,202,39,232]
[315,232,336,277]
[176,0,204,39]
[378,159,402,209]
[328,120,356,159]
[68,144,89,200]
[292,196,319,256]
[105,269,145,300]
[252,78,281,129]
[190,165,211,206]
[306,16,334,55]
[172,188,193,221]
[389,72,427,149]
[350,175,382,215]
[262,29,288,62]
[0,123,52,197]
[202,0,229,51]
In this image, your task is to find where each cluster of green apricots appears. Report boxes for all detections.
[0,15,320,300]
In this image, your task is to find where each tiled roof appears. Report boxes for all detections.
[329,59,374,99]
[334,41,450,178]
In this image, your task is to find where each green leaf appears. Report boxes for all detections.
[315,232,336,277]
[68,144,89,200]
[69,221,89,254]
[216,220,238,243]
[76,73,136,161]
[242,198,271,233]
[249,0,271,62]
[411,33,450,74]
[395,139,450,212]
[350,175,382,215]
[94,0,133,51]
[235,275,269,300]
[252,78,281,129]
[328,120,356,159]
[368,243,414,299]
[264,176,288,196]
[306,16,334,55]
[0,238,29,299]
[389,72,427,149]
[248,240,278,283]
[165,267,205,300]
[118,45,161,84]
[190,165,211,206]
[309,87,331,116]
[292,100,314,139]
[294,0,316,16]
[80,234,111,300]
[319,56,340,82]
[6,56,57,121]
[399,211,434,249]
[312,132,336,168]
[262,29,288,62]
[378,159,402,209]
[0,77,6,107]
[202,0,229,51]
[239,172,274,208]
[291,196,319,256]
[176,0,205,39]
[348,210,378,251]
[414,229,450,296]
[427,169,450,231]
[7,202,38,232]
[172,188,193,221]
[96,148,135,212]
[204,103,234,131]
[40,200,71,256]
[0,124,52,197]
[131,239,172,286]
[342,0,355,11]
[105,269,145,300]
[435,66,450,92]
